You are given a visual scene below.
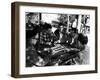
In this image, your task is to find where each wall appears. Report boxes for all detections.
[0,0,100,80]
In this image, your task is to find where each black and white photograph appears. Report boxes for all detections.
[26,12,90,67]
[11,2,97,77]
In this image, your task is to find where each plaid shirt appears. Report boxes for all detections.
[40,30,54,45]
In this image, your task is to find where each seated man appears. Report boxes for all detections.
[58,32,88,65]
[36,23,55,65]
[52,28,88,65]
[39,23,54,47]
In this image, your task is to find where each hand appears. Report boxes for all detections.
[44,48,50,51]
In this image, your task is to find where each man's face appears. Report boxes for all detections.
[28,15,39,24]
[48,28,52,33]
[60,26,63,32]
[70,30,75,37]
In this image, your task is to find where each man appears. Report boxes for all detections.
[26,13,40,48]
[54,25,67,44]
[35,23,56,66]
[59,30,88,65]
[39,23,54,47]
[54,28,88,65]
